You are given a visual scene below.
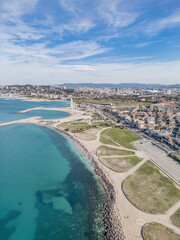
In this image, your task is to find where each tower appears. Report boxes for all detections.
[71,97,74,109]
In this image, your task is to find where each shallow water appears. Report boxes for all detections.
[0,100,106,240]
[0,98,70,123]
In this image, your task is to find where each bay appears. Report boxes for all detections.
[0,99,106,240]
[0,98,70,123]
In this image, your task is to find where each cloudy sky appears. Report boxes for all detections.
[0,0,180,85]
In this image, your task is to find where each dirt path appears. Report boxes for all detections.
[78,127,180,239]
[101,155,136,159]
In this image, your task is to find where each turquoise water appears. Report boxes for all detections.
[0,100,106,240]
[0,98,70,123]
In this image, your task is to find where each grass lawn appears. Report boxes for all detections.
[143,223,180,240]
[75,99,152,106]
[100,127,141,150]
[123,161,180,214]
[74,132,97,141]
[92,113,103,120]
[97,145,135,157]
[59,121,90,132]
[99,136,119,147]
[171,208,180,228]
[92,122,109,127]
[100,156,142,172]
[58,121,108,132]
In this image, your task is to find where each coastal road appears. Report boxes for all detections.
[134,140,180,184]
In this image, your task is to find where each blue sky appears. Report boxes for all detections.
[0,0,180,84]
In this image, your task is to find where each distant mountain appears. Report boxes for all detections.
[58,83,180,88]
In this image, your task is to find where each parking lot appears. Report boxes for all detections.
[134,140,180,184]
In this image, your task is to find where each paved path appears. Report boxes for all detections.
[165,200,180,217]
[134,140,180,184]
[99,143,136,152]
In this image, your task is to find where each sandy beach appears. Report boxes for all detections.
[22,98,61,102]
[18,107,82,121]
[0,107,83,127]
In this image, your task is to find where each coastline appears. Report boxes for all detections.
[0,100,125,239]
[1,99,180,239]
[2,104,180,239]
[45,123,180,239]
[44,124,126,240]
[0,95,65,102]
[0,107,82,127]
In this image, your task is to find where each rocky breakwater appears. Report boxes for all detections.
[54,127,126,240]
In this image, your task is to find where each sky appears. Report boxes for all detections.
[0,0,180,85]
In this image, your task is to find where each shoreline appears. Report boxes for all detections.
[1,111,180,239]
[0,95,68,102]
[46,125,126,240]
[0,99,125,238]
[2,98,180,239]
[0,107,83,127]
[0,115,125,239]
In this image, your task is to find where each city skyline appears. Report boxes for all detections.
[0,0,180,84]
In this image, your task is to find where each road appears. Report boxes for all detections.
[134,140,180,184]
[129,127,173,153]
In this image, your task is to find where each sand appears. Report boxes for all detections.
[0,107,83,127]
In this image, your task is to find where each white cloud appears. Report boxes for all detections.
[0,0,179,86]
[146,9,180,35]
[0,0,38,20]
[0,0,45,43]
[98,0,138,28]
[60,0,138,30]
[0,39,109,66]
[1,60,180,85]
[59,0,79,16]
[74,65,95,71]
[47,41,109,61]
[133,41,161,48]
[62,19,95,33]
[58,0,96,33]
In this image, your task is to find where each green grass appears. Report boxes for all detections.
[75,99,152,106]
[92,122,109,127]
[143,222,180,240]
[100,127,141,150]
[171,208,180,228]
[99,136,119,147]
[97,145,135,157]
[92,113,103,120]
[100,156,142,172]
[59,121,91,132]
[123,161,180,214]
[75,132,97,141]
[58,121,108,132]
[69,122,88,125]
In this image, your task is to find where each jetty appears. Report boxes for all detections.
[18,107,45,113]
[0,117,42,127]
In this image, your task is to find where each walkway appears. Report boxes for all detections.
[76,127,180,240]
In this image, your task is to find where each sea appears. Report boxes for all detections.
[0,98,106,240]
